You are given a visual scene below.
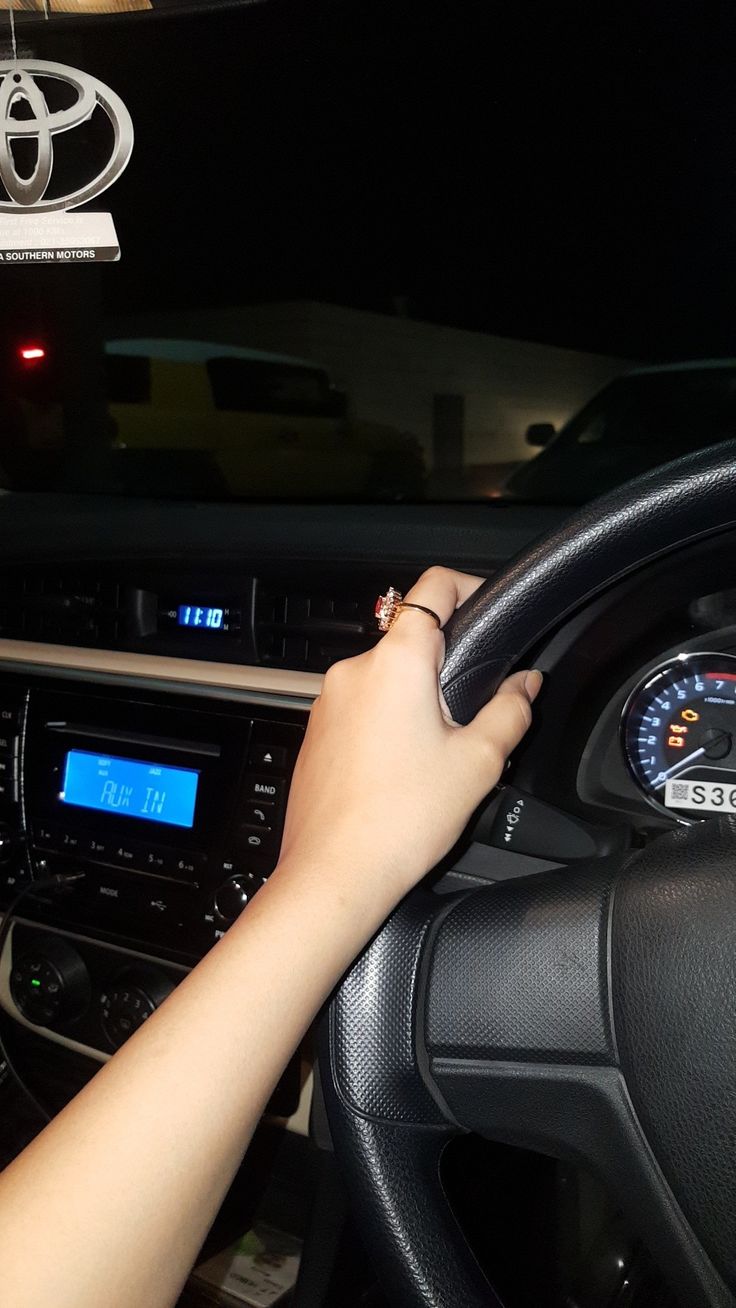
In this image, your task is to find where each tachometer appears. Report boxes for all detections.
[623,653,736,818]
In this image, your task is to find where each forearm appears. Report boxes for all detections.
[0,566,538,1308]
[0,857,384,1308]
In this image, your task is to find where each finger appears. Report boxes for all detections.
[386,567,485,644]
[463,669,542,766]
[403,566,484,625]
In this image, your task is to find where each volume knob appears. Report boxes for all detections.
[214,874,260,923]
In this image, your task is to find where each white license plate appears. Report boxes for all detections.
[664,778,736,813]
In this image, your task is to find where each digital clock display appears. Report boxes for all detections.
[177,605,224,630]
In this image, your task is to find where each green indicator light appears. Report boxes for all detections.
[30,979,41,988]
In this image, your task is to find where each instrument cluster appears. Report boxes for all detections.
[577,635,736,829]
[622,653,736,820]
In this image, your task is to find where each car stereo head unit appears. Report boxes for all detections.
[17,684,304,954]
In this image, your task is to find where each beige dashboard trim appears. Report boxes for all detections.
[0,640,323,706]
[0,919,314,1135]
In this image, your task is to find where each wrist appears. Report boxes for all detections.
[268,845,411,937]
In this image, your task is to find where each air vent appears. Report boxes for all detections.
[254,580,381,672]
[1,574,125,646]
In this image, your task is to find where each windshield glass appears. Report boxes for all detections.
[505,369,736,504]
[0,3,731,503]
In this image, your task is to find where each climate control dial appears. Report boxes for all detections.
[100,966,175,1050]
[10,934,90,1027]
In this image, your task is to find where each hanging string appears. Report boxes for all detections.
[4,1,51,60]
[8,4,18,61]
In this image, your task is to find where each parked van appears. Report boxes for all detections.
[105,339,425,500]
[503,360,736,503]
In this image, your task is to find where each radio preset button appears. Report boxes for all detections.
[109,843,137,869]
[35,824,82,854]
[139,847,167,875]
[35,825,56,850]
[57,831,80,852]
[171,851,207,882]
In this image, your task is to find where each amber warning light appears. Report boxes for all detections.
[18,346,46,363]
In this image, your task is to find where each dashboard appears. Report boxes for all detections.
[0,494,567,1115]
[0,493,733,1121]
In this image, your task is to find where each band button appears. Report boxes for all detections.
[244,776,285,804]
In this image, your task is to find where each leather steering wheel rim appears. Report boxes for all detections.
[321,440,736,1308]
[441,438,736,724]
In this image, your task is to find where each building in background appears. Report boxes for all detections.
[110,300,631,492]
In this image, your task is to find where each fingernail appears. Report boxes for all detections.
[524,669,543,701]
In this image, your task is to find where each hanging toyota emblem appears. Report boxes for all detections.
[0,59,134,213]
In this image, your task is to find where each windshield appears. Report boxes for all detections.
[505,369,736,504]
[0,3,732,503]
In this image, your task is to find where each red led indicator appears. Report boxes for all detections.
[18,346,46,362]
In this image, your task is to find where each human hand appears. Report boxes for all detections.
[276,567,541,915]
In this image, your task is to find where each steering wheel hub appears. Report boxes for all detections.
[613,818,736,1289]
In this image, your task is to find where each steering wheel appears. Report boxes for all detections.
[320,441,736,1308]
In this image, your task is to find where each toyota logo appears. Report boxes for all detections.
[0,59,134,213]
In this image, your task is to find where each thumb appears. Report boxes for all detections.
[461,669,543,779]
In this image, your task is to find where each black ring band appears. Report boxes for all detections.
[399,603,442,628]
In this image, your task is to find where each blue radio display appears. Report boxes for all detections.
[60,750,199,829]
[177,605,224,630]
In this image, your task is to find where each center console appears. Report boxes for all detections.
[0,670,306,1067]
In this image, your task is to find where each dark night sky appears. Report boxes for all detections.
[12,0,736,360]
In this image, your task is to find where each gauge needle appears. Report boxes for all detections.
[654,746,707,790]
[653,729,731,790]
